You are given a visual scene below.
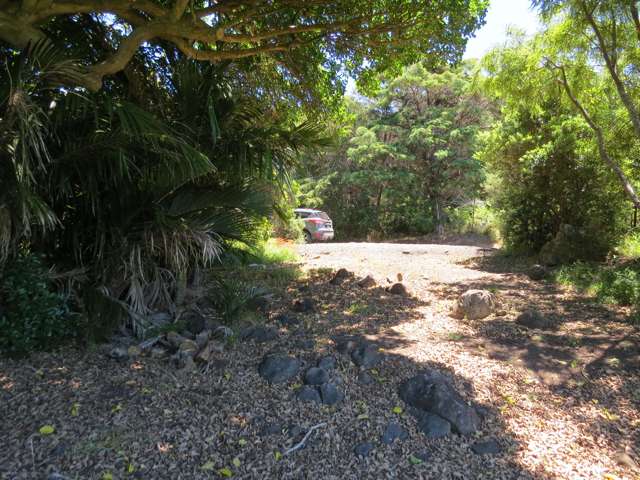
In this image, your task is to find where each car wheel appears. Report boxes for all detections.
[303,230,312,243]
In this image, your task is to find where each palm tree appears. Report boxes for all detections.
[1,46,325,335]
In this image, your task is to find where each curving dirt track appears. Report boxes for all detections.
[298,241,640,479]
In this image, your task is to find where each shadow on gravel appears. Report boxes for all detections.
[385,233,497,248]
[268,268,552,479]
[0,265,550,480]
[424,254,640,468]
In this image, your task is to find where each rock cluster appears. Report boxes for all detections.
[296,356,344,405]
[165,330,224,370]
[399,370,480,436]
[335,337,382,369]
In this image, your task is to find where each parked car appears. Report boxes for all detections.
[294,208,334,242]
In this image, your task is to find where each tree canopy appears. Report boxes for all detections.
[0,0,488,93]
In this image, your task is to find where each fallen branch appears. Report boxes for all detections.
[284,422,327,455]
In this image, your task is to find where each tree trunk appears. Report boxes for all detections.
[579,1,640,140]
[555,64,640,208]
[434,198,445,237]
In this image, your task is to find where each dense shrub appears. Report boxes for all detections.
[0,254,76,357]
[555,261,640,306]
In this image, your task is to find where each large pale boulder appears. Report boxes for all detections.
[451,289,496,320]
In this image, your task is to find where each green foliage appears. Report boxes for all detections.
[478,32,627,255]
[0,254,76,357]
[554,261,640,307]
[1,54,325,336]
[209,278,268,325]
[616,231,640,259]
[446,202,499,239]
[300,65,489,239]
[253,239,299,265]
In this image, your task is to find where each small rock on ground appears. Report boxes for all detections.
[297,385,322,403]
[416,412,451,439]
[258,355,300,383]
[318,356,337,370]
[357,371,375,385]
[304,367,329,385]
[319,382,343,405]
[335,337,358,355]
[381,422,408,444]
[293,297,315,313]
[516,309,555,329]
[399,370,479,435]
[351,343,381,368]
[471,439,501,455]
[354,442,374,458]
[240,326,278,343]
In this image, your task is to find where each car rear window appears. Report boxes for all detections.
[311,211,330,220]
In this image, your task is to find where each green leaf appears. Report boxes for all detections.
[409,455,423,465]
[39,425,55,435]
[218,467,233,477]
[232,457,241,467]
[274,451,282,461]
[392,406,403,414]
[201,461,216,471]
[238,439,247,446]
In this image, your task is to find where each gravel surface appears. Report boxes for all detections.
[2,241,639,479]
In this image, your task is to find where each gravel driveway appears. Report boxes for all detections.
[297,241,500,285]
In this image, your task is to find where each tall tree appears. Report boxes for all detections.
[534,0,640,207]
[300,64,488,238]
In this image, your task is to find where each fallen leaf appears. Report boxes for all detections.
[218,467,233,477]
[232,457,241,468]
[409,455,423,465]
[201,461,215,471]
[39,425,55,435]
